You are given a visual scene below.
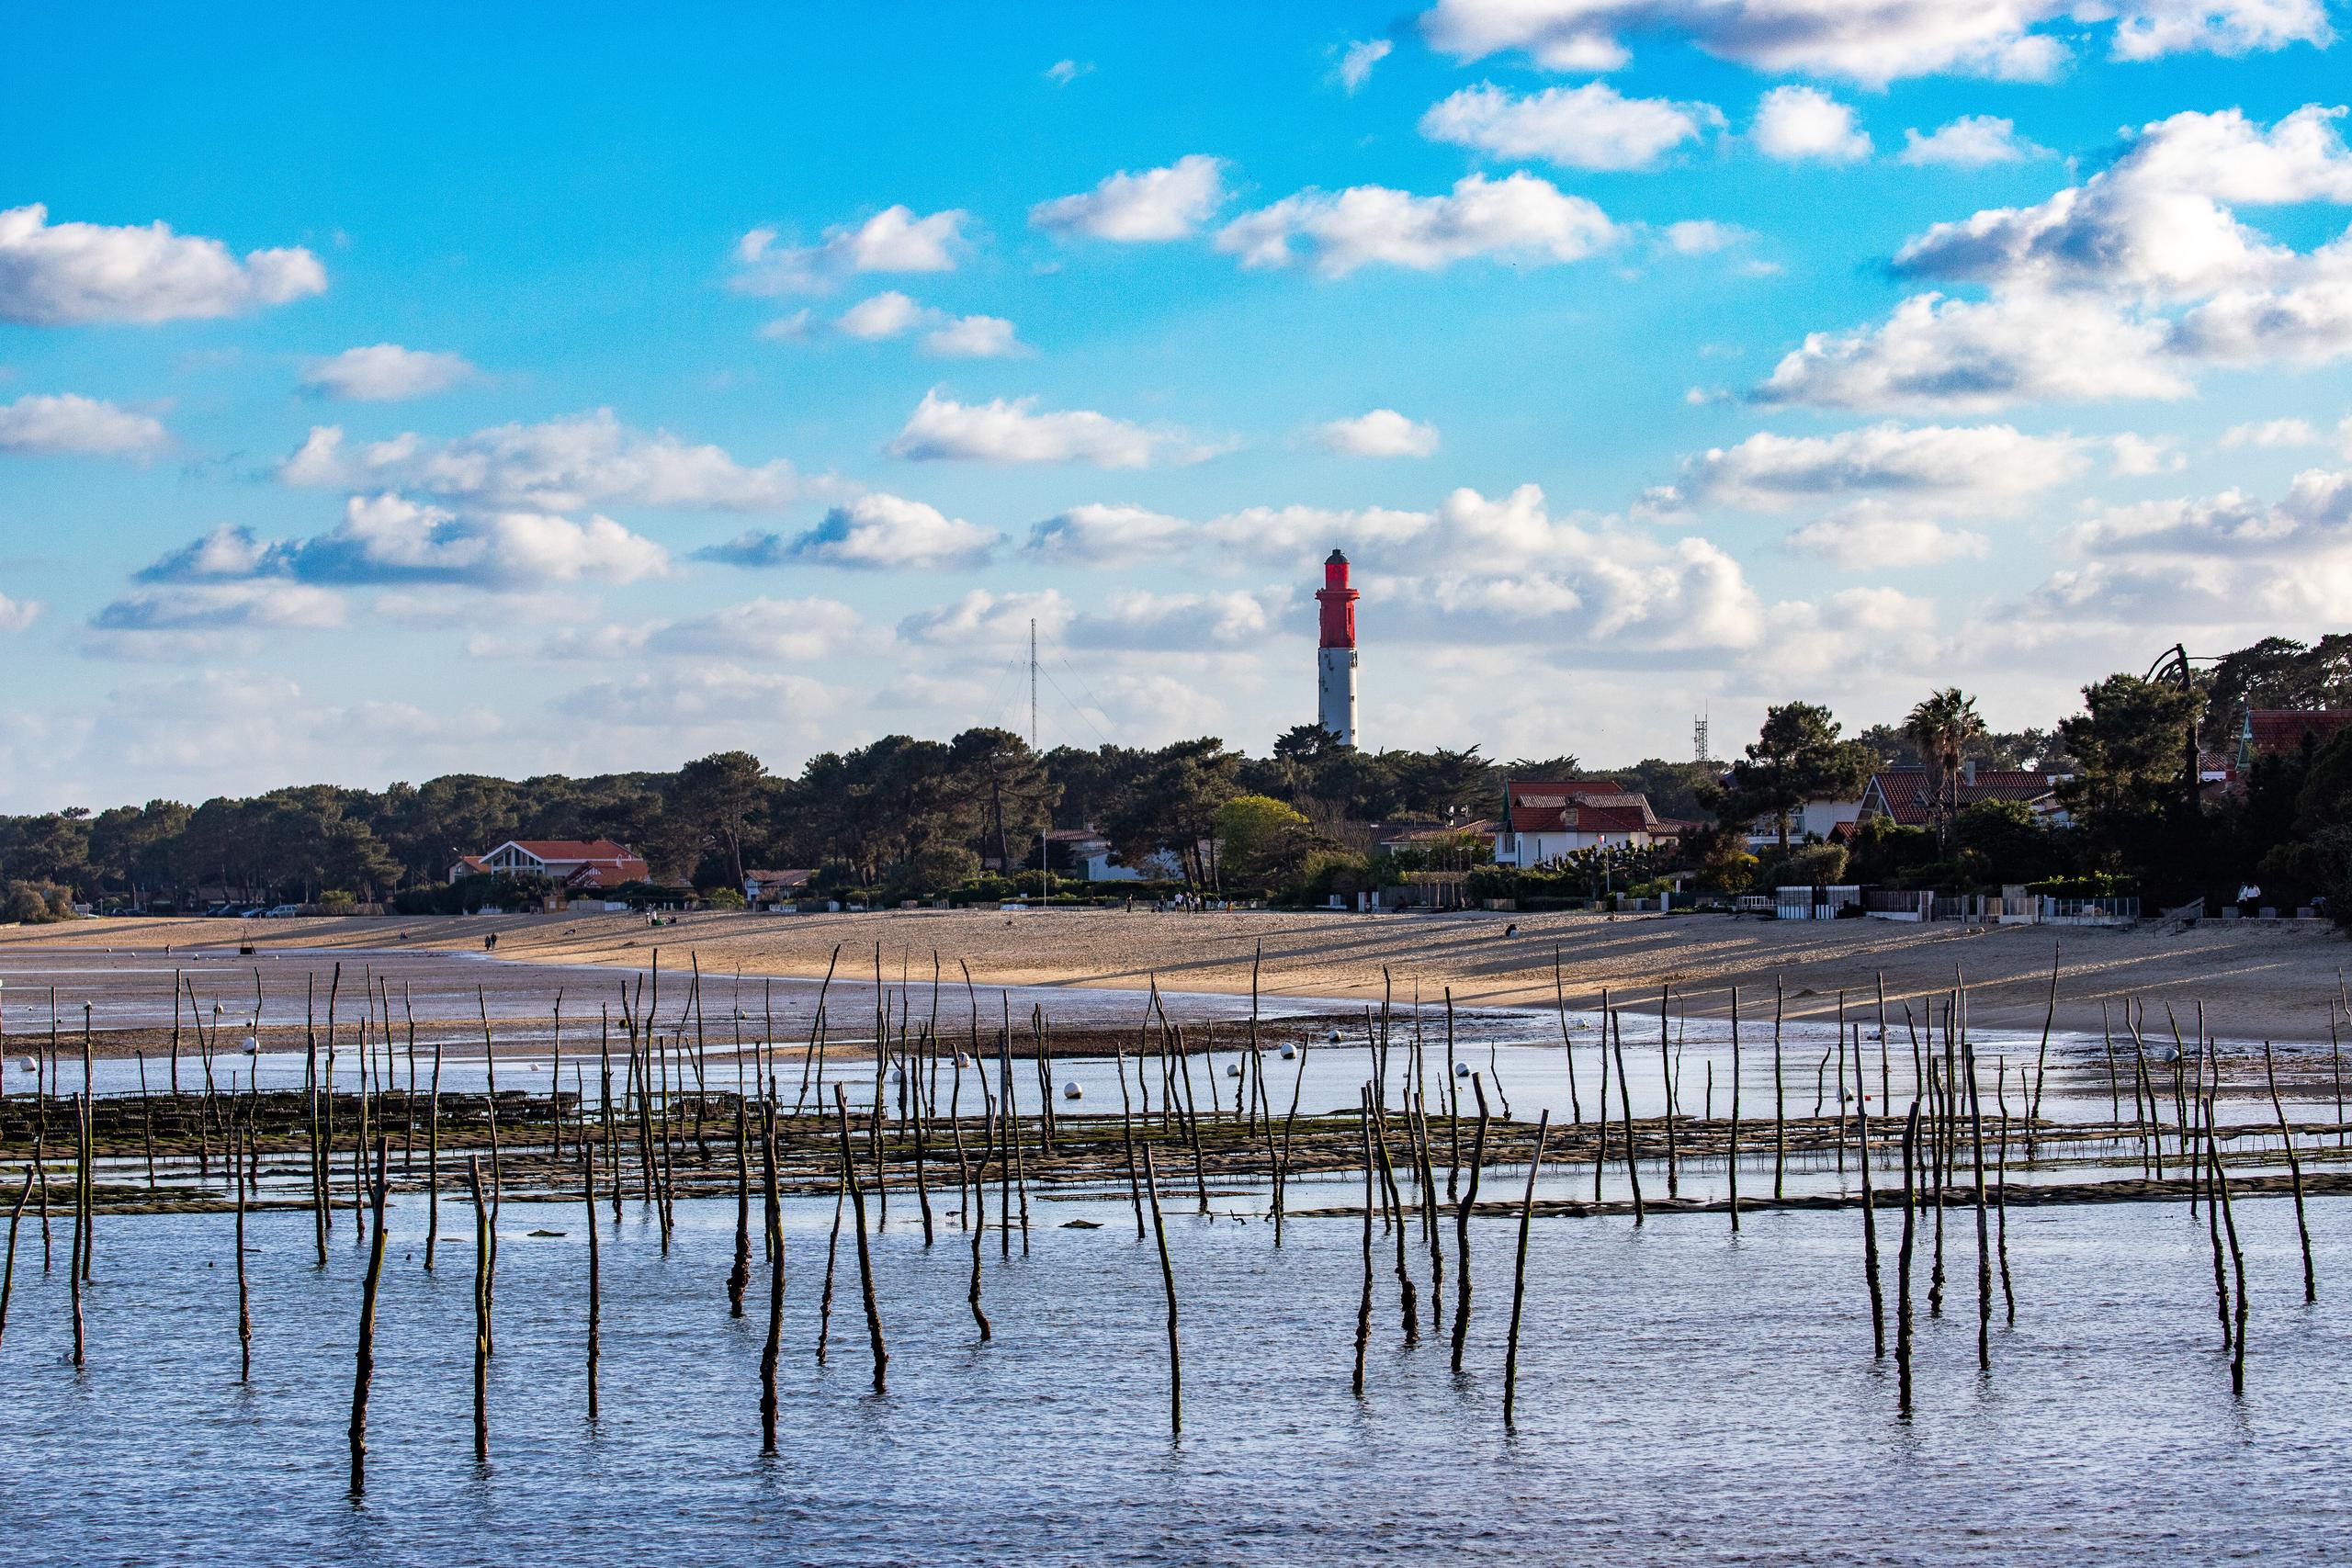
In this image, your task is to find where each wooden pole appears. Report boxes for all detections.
[468,1156,489,1461]
[235,1111,252,1382]
[69,1090,85,1369]
[760,1100,784,1453]
[1896,1102,1918,1416]
[1554,948,1582,1122]
[1142,1141,1182,1437]
[1965,1042,1991,1372]
[833,1084,888,1395]
[1858,1024,1883,1359]
[1772,980,1786,1201]
[1451,1074,1491,1375]
[0,1168,28,1353]
[2027,940,2059,1150]
[1727,985,1742,1234]
[1353,1089,1374,1399]
[1659,987,1679,1198]
[1370,1100,1419,1339]
[583,1135,599,1422]
[1994,1063,2016,1325]
[1501,1111,1552,1431]
[349,1136,389,1495]
[424,1031,444,1272]
[2261,1043,2316,1303]
[1610,1010,1643,1224]
[728,1099,752,1319]
[1593,987,1611,1205]
[967,1076,991,1343]
[2206,1094,2247,1394]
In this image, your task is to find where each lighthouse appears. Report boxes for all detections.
[1315,547,1359,747]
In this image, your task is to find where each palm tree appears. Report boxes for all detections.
[1904,688,1985,855]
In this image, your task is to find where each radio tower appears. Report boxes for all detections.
[1693,710,1712,762]
[1028,618,1038,751]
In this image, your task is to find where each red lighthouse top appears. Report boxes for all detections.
[1316,547,1358,649]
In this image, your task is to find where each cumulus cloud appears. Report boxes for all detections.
[2221,416,2322,447]
[0,393,166,457]
[1899,116,2050,167]
[1024,502,1194,564]
[1031,156,1227,242]
[1775,106,2352,412]
[1663,220,1747,255]
[1201,504,1438,566]
[1752,87,1872,164]
[1754,291,2190,412]
[1415,0,2326,85]
[1216,172,1617,276]
[0,203,325,325]
[139,496,670,590]
[91,579,349,633]
[1420,82,1722,171]
[730,206,967,294]
[2069,467,2352,556]
[887,389,1214,467]
[0,592,41,633]
[1688,422,2087,509]
[645,597,865,661]
[1046,59,1093,85]
[277,410,808,511]
[1315,409,1441,457]
[785,493,999,570]
[898,589,1070,649]
[1335,38,1393,92]
[2109,432,2185,475]
[1783,505,1991,568]
[831,293,1028,357]
[558,664,839,728]
[301,344,479,401]
[898,585,1285,652]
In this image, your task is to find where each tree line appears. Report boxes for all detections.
[2,633,2348,921]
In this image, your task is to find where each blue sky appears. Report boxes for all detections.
[5,1,2351,811]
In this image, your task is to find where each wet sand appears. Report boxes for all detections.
[3,907,2346,1043]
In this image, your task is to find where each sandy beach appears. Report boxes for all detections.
[4,907,2346,1043]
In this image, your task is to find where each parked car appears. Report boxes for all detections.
[263,904,302,918]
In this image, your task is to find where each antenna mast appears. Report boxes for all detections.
[1693,710,1712,763]
[1028,618,1038,751]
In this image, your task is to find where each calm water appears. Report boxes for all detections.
[0,1184,2346,1564]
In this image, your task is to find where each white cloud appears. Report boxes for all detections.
[91,579,350,633]
[2221,416,2321,447]
[837,291,926,340]
[2109,432,2185,475]
[1216,172,1617,276]
[1024,502,1194,564]
[1664,220,1746,254]
[1415,0,2325,85]
[730,206,967,294]
[1754,291,2191,412]
[1201,504,1438,566]
[1031,155,1227,242]
[1752,87,1872,164]
[301,344,478,400]
[924,314,1025,357]
[1783,506,1990,569]
[886,389,1212,467]
[140,495,670,590]
[0,202,326,325]
[786,491,999,570]
[1896,107,2352,299]
[1046,59,1093,85]
[1066,589,1289,650]
[558,664,840,728]
[1315,409,1441,457]
[0,393,166,457]
[1899,116,2049,167]
[0,593,40,633]
[899,589,1070,649]
[1689,422,2087,508]
[646,597,865,661]
[2168,232,2352,365]
[1336,38,1393,92]
[277,410,808,511]
[1420,82,1722,171]
[2069,467,2352,556]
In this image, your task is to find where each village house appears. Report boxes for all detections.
[1742,795,1864,850]
[741,868,816,908]
[1856,765,2069,829]
[448,839,650,888]
[1492,780,1665,867]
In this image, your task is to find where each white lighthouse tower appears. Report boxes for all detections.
[1315,547,1359,747]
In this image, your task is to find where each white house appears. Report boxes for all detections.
[1492,780,1662,868]
[1743,795,1863,849]
[449,840,650,888]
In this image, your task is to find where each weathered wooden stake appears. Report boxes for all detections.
[1353,1090,1374,1399]
[1858,1026,1883,1359]
[1772,980,1787,1201]
[468,1156,489,1461]
[728,1100,751,1319]
[1501,1111,1552,1431]
[1727,985,1742,1234]
[583,1138,599,1422]
[1142,1141,1182,1437]
[0,1168,28,1353]
[235,1112,252,1382]
[833,1084,888,1394]
[1966,1042,1991,1372]
[1896,1102,1918,1416]
[2261,1043,2316,1303]
[1610,1010,1644,1224]
[349,1137,389,1495]
[1451,1075,1491,1375]
[760,1100,784,1452]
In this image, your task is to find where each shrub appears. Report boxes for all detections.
[0,880,73,923]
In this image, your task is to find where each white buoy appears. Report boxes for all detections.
[1062,1081,1083,1100]
[1455,1061,1472,1077]
[890,1066,904,1084]
[1279,1043,1297,1060]
[1326,1030,1342,1043]
[955,1051,971,1068]
[16,1056,34,1075]
[1225,1062,1242,1077]
[243,1035,259,1055]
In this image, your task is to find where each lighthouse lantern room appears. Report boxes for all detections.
[1315,547,1359,747]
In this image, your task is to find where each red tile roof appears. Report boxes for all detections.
[1863,769,2055,827]
[1505,780,1658,834]
[2248,709,2352,757]
[508,840,639,861]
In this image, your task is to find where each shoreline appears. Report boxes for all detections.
[2,907,2346,1043]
